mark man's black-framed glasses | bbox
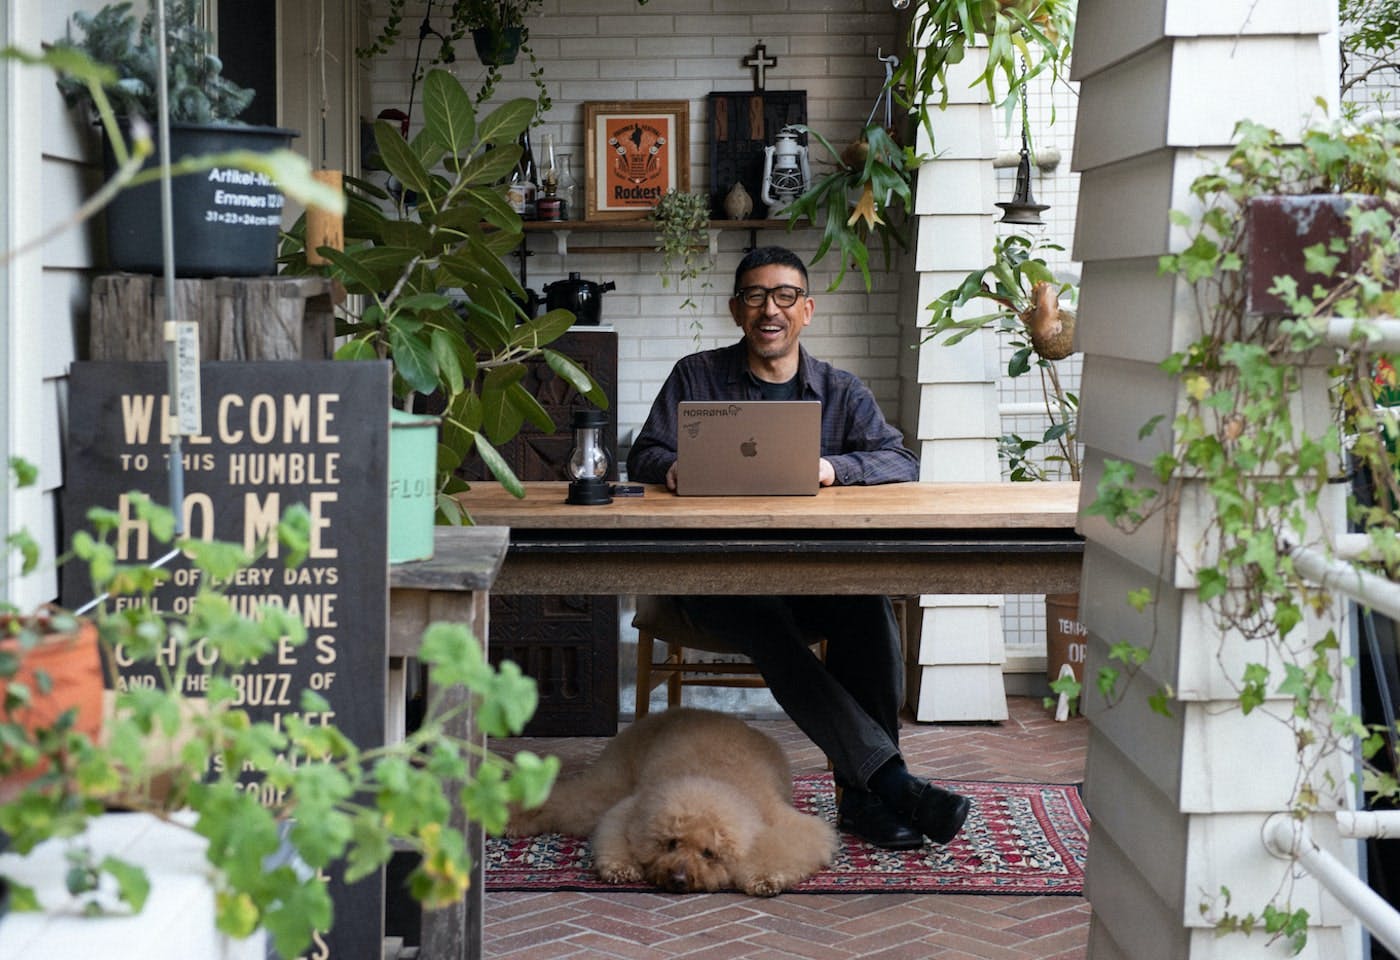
[735,285,806,308]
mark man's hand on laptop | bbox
[820,458,836,486]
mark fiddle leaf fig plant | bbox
[282,68,606,522]
[1084,113,1400,951]
[1,461,559,957]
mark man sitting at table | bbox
[625,245,970,851]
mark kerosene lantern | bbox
[761,126,811,213]
[565,408,613,505]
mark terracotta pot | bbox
[0,615,104,801]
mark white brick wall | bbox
[361,0,909,460]
[360,2,1085,660]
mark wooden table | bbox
[452,481,1083,597]
[388,526,509,960]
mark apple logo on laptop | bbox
[740,437,758,457]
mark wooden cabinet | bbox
[460,328,620,735]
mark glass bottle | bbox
[556,152,578,221]
[508,130,537,219]
[539,132,559,198]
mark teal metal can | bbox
[388,409,440,563]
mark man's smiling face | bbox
[729,263,814,369]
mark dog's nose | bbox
[668,868,688,891]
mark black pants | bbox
[670,595,905,789]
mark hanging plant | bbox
[925,233,1079,481]
[650,190,714,344]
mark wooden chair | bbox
[631,595,828,716]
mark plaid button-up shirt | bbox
[626,339,919,486]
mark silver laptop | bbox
[675,401,821,496]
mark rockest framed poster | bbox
[583,100,690,220]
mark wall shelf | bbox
[521,218,802,256]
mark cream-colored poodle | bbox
[505,707,837,896]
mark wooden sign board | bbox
[707,90,807,220]
[61,360,391,960]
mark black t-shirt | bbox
[755,375,800,401]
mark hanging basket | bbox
[102,122,299,278]
[472,27,522,66]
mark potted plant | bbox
[926,232,1080,482]
[650,189,715,344]
[782,122,920,293]
[0,458,559,955]
[53,1,298,277]
[280,68,608,522]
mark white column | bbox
[902,47,1009,722]
[1072,2,1355,957]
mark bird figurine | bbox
[723,181,753,220]
[1022,280,1076,361]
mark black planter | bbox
[472,27,522,66]
[103,122,298,278]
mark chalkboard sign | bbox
[61,360,391,960]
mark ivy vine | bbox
[1081,112,1400,952]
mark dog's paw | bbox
[596,859,644,885]
[742,874,787,897]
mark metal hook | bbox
[867,51,901,130]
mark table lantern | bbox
[566,408,613,505]
[761,126,811,214]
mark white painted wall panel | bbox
[1082,727,1188,909]
[916,382,1001,438]
[916,158,994,216]
[1072,41,1170,171]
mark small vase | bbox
[723,181,754,220]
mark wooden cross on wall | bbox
[745,42,777,91]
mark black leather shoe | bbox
[837,788,925,850]
[896,780,971,845]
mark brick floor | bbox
[486,696,1089,959]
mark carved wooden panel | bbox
[488,594,619,736]
[458,328,619,482]
[465,328,620,735]
[707,91,808,221]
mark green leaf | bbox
[387,325,438,395]
[318,246,386,295]
[475,97,536,147]
[471,433,523,496]
[100,856,151,912]
[422,68,476,158]
[542,350,607,408]
[374,119,436,200]
[431,328,466,396]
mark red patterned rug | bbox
[486,775,1089,895]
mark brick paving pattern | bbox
[486,697,1090,959]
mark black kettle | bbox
[544,272,616,326]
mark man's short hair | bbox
[733,246,809,294]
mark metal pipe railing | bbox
[1319,317,1400,352]
[1286,538,1400,623]
[1264,814,1400,956]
